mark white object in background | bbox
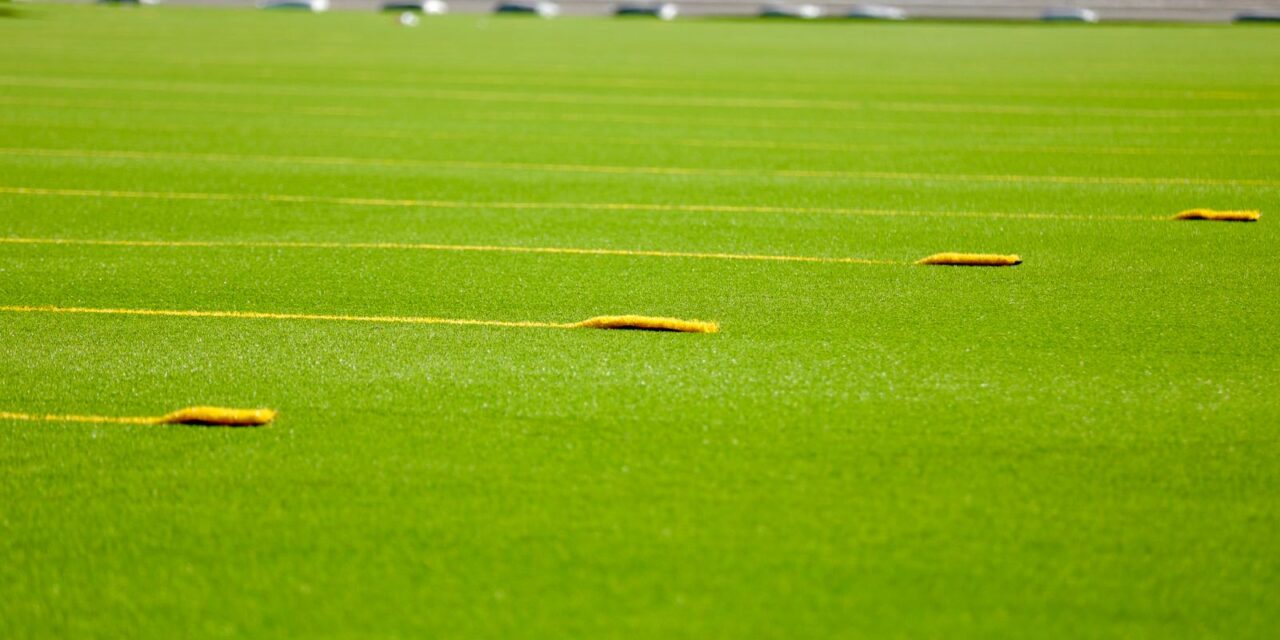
[380,1,448,13]
[615,3,678,20]
[1041,7,1099,22]
[758,4,823,20]
[257,0,329,11]
[494,1,559,17]
[847,4,907,20]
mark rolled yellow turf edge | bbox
[1173,209,1261,222]
[157,406,277,426]
[574,315,720,333]
[915,253,1022,267]
[0,406,277,427]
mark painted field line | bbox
[5,118,1277,158]
[0,305,573,330]
[0,95,1264,137]
[0,410,157,425]
[1,74,1276,119]
[2,147,1275,189]
[0,306,720,334]
[0,185,1161,222]
[0,237,901,266]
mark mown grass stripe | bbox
[2,148,1274,189]
[2,74,1276,119]
[480,110,1274,136]
[10,65,1268,101]
[0,237,902,266]
[0,185,1163,222]
[0,95,375,117]
[1,95,1265,137]
[6,118,1278,158]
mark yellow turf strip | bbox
[0,305,718,334]
[0,406,276,426]
[0,237,900,266]
[916,253,1023,267]
[158,407,277,426]
[1172,209,1262,222]
[2,147,1275,188]
[0,186,1184,223]
[575,316,719,333]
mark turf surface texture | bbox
[1,5,1278,637]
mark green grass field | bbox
[2,5,1278,637]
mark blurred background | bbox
[24,0,1280,21]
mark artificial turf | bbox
[2,5,1278,637]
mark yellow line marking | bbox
[2,147,1274,188]
[0,185,1162,222]
[0,237,901,266]
[0,305,574,330]
[0,410,157,425]
[2,74,1276,119]
[5,117,1278,158]
[0,306,722,334]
